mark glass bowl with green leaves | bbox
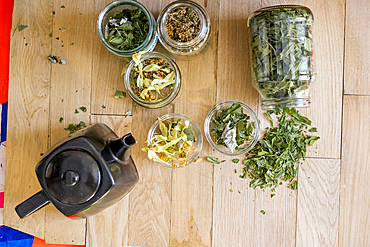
[142,113,203,168]
[204,101,260,156]
[97,0,158,58]
[124,51,182,108]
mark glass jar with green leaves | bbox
[248,5,314,110]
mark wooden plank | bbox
[43,0,94,244]
[263,0,344,159]
[296,158,340,247]
[3,0,52,239]
[91,0,131,115]
[339,95,370,246]
[168,0,218,245]
[344,0,370,95]
[86,115,132,247]
[212,1,260,246]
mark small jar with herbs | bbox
[124,52,181,109]
[157,0,211,59]
[97,0,158,58]
[248,5,315,110]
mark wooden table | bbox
[3,0,369,246]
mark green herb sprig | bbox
[241,108,319,190]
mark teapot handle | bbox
[15,190,50,219]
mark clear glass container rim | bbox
[247,4,314,27]
[97,0,156,55]
[204,100,260,156]
[158,0,210,48]
[147,113,203,168]
[124,51,181,107]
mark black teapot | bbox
[15,123,139,219]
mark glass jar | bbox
[157,0,211,59]
[248,5,314,110]
[97,0,158,59]
[124,52,181,108]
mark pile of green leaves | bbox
[249,7,314,100]
[241,108,319,190]
[211,103,254,149]
[64,121,86,134]
[106,8,149,50]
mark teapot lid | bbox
[45,150,101,205]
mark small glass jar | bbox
[157,0,211,59]
[124,52,181,108]
[248,5,315,110]
[146,113,203,168]
[97,0,158,58]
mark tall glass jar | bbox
[124,52,182,109]
[97,0,158,58]
[248,5,314,110]
[157,0,211,59]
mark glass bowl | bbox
[145,113,203,168]
[204,101,260,156]
[97,0,158,58]
[124,51,182,109]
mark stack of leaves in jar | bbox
[130,53,175,102]
[249,7,314,101]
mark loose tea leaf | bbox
[165,7,200,42]
[64,121,86,134]
[114,90,126,98]
[18,25,28,32]
[79,106,87,112]
[105,8,149,50]
[241,108,319,190]
[211,103,255,152]
[249,7,314,101]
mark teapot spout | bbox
[108,133,136,161]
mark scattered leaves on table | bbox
[64,121,86,134]
[18,25,28,32]
[79,106,87,113]
[114,90,126,98]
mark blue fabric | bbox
[1,102,7,143]
[0,225,34,246]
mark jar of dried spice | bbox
[97,0,158,58]
[248,5,315,110]
[157,0,211,59]
[124,52,182,109]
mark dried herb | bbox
[40,153,44,156]
[211,103,255,153]
[61,5,65,8]
[64,121,86,134]
[130,53,175,102]
[79,106,87,112]
[49,33,52,38]
[260,210,266,215]
[229,189,233,192]
[59,117,63,123]
[105,8,149,50]
[165,7,200,42]
[101,105,106,109]
[142,118,196,168]
[74,109,79,114]
[234,169,237,173]
[207,156,221,164]
[249,8,314,101]
[232,159,240,164]
[18,25,28,32]
[241,108,319,190]
[114,90,126,98]
[52,11,55,15]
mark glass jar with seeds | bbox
[157,0,211,59]
[97,0,158,58]
[124,52,181,109]
[248,5,315,110]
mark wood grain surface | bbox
[4,0,370,246]
[340,96,370,246]
[344,0,370,95]
[4,0,53,239]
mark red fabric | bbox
[0,192,4,208]
[32,237,86,247]
[0,0,14,104]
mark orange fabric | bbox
[32,237,85,247]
